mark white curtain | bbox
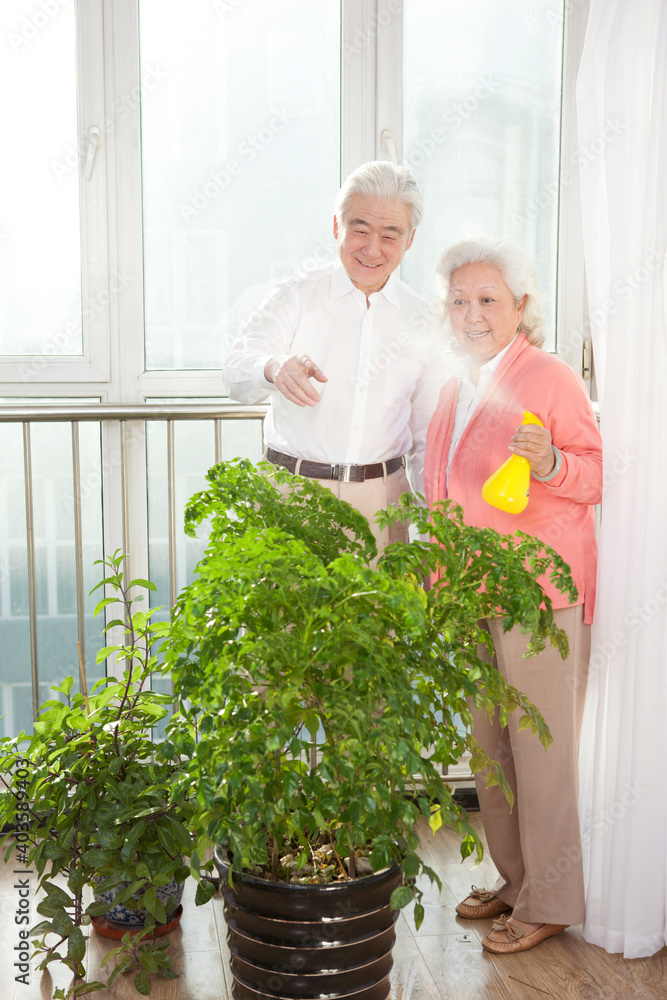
[577,0,667,959]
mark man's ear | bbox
[333,214,339,239]
[406,228,416,251]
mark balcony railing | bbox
[0,401,474,788]
[0,403,267,732]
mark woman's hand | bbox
[509,424,556,477]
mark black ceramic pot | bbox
[213,847,402,1000]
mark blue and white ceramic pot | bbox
[93,875,185,927]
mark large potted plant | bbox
[0,553,215,1000]
[164,458,575,1000]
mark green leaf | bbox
[401,853,421,880]
[414,901,425,930]
[67,926,86,962]
[194,879,217,906]
[30,919,54,936]
[156,824,177,856]
[107,956,134,984]
[428,803,443,834]
[52,909,74,937]
[85,900,115,916]
[73,984,106,996]
[93,597,119,616]
[128,578,157,592]
[459,833,478,861]
[41,883,74,908]
[138,951,160,973]
[82,849,110,866]
[96,645,119,665]
[141,885,157,916]
[134,970,151,995]
[153,896,167,924]
[89,573,122,595]
[120,837,140,865]
[168,816,195,853]
[53,676,74,697]
[389,885,413,911]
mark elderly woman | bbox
[424,237,602,954]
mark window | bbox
[0,1,109,384]
[0,0,582,735]
[139,0,341,371]
[401,0,564,350]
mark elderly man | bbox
[222,161,439,552]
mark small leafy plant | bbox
[0,553,214,999]
[164,458,576,928]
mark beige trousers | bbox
[471,605,590,925]
[279,463,410,560]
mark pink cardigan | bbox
[424,334,603,623]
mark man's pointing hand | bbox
[264,354,328,407]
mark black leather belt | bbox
[266,448,405,483]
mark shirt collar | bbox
[330,259,402,308]
[484,334,517,372]
[462,333,518,387]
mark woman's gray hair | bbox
[334,161,423,231]
[436,236,545,348]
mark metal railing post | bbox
[71,421,86,687]
[166,419,177,613]
[22,422,40,721]
[214,418,222,464]
[118,419,132,582]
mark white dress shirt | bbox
[222,260,444,494]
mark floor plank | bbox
[414,934,518,1000]
[1,821,666,999]
[483,926,620,1000]
[610,947,667,999]
[390,915,442,1000]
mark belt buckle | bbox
[333,463,363,483]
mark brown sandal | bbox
[455,885,512,920]
[482,914,567,953]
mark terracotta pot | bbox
[214,847,401,1000]
[91,904,183,939]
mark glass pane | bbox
[147,408,263,620]
[139,0,341,370]
[402,0,563,350]
[0,416,105,737]
[146,411,262,717]
[0,4,82,356]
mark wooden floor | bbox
[1,814,666,999]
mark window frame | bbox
[556,0,591,379]
[0,0,589,398]
[0,0,592,705]
[375,0,591,379]
[0,0,110,389]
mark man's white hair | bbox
[436,236,545,348]
[334,161,423,231]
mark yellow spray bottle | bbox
[481,411,543,514]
